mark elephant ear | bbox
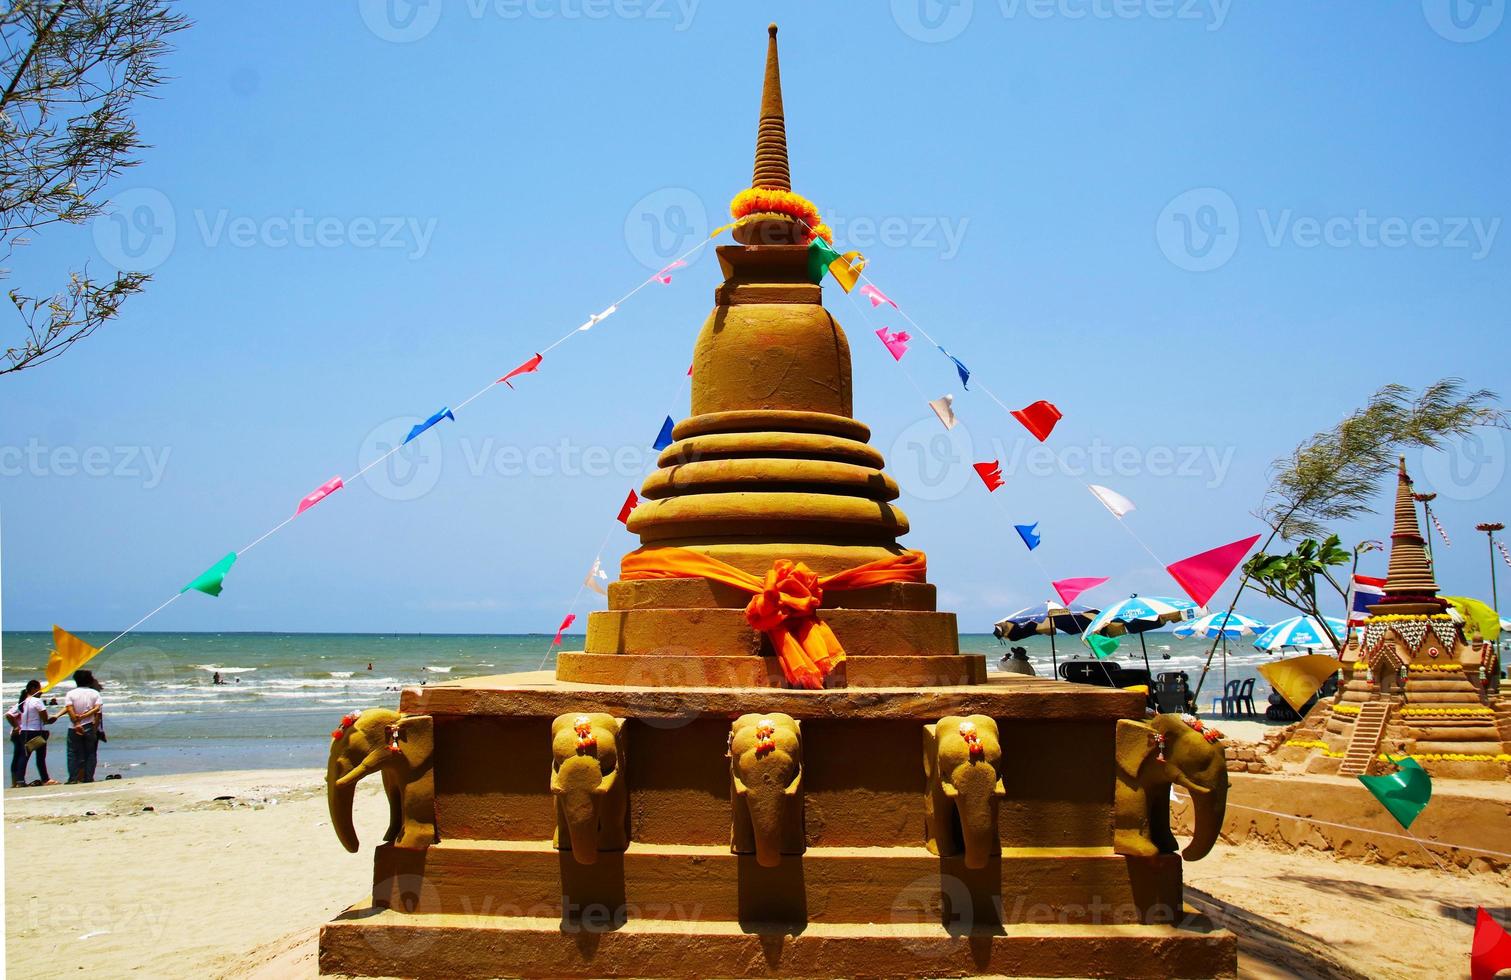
[395,714,434,770]
[1114,719,1158,781]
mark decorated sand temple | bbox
[317,26,1237,978]
[1280,459,1511,779]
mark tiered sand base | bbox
[318,671,1236,978]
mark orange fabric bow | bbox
[619,548,927,689]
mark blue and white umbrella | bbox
[1253,615,1345,652]
[1085,595,1202,638]
[1085,594,1202,676]
[1174,611,1268,640]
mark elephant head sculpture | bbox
[1114,713,1229,861]
[729,713,803,867]
[551,713,628,865]
[326,708,436,853]
[923,715,1006,869]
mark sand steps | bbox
[1337,701,1390,776]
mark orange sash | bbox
[619,548,927,689]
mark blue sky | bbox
[2,1,1508,636]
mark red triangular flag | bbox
[552,613,576,646]
[972,460,1004,492]
[1166,534,1262,607]
[616,489,639,525]
[1053,576,1109,606]
[1474,907,1511,980]
[1011,400,1063,442]
[499,353,543,388]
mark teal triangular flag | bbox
[1358,756,1432,830]
[1087,634,1119,659]
[806,237,840,285]
[182,552,238,597]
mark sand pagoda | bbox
[317,27,1237,978]
[1282,459,1510,779]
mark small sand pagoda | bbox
[1283,459,1510,779]
[317,27,1237,978]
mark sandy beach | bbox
[4,756,1506,979]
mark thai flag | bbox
[1348,574,1387,624]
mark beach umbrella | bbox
[1253,615,1345,652]
[994,601,1098,673]
[1173,611,1268,639]
[1085,595,1201,676]
[1174,611,1267,703]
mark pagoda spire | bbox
[751,23,791,191]
[1377,456,1442,605]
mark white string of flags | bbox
[44,232,718,680]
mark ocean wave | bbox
[421,666,452,673]
[191,664,258,674]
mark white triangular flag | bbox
[585,557,609,596]
[578,304,618,332]
[1088,484,1136,519]
[928,393,957,430]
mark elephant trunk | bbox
[745,786,786,868]
[327,770,361,853]
[561,786,600,864]
[952,764,999,870]
[1181,777,1227,862]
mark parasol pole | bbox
[1049,628,1058,674]
[1138,630,1154,679]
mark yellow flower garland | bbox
[1406,663,1464,672]
[1330,704,1361,715]
[1367,613,1451,623]
[1398,705,1494,716]
[729,188,823,241]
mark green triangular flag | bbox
[1086,634,1119,659]
[1357,756,1432,830]
[182,551,238,597]
[806,237,840,285]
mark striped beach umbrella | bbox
[1085,594,1201,676]
[1174,611,1268,640]
[1253,615,1345,652]
[1085,595,1201,638]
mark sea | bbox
[0,631,1279,778]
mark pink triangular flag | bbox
[552,613,576,646]
[295,476,344,516]
[1053,576,1109,606]
[875,326,911,361]
[860,284,897,309]
[653,259,687,284]
[1166,534,1262,607]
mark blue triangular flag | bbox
[938,346,970,390]
[404,407,455,445]
[652,416,676,451]
[1015,523,1041,551]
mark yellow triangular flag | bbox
[829,250,866,292]
[43,625,102,693]
[1258,653,1340,714]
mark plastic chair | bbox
[1237,678,1257,716]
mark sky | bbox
[2,1,1509,638]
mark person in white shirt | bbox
[7,679,60,787]
[63,669,104,784]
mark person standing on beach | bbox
[63,670,104,784]
[7,680,60,788]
